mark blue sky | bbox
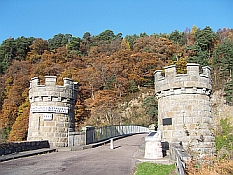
[0,0,232,43]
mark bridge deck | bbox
[0,134,172,175]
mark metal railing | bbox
[91,125,149,143]
[170,143,191,175]
[69,125,149,147]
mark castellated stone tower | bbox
[27,76,78,147]
[154,63,215,156]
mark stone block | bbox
[174,124,184,131]
[56,127,66,132]
[166,111,174,117]
[144,141,163,159]
[202,117,210,123]
[163,130,172,139]
[59,138,68,143]
[184,81,196,87]
[193,115,201,124]
[46,133,55,138]
[189,123,196,130]
[44,121,55,127]
[41,127,52,132]
[185,117,193,124]
[175,117,183,125]
[172,130,183,137]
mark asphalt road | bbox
[0,134,147,175]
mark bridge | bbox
[0,125,190,175]
[68,125,150,147]
[0,134,150,175]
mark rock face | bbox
[154,63,215,156]
[27,76,78,147]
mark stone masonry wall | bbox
[0,140,49,156]
[154,63,215,156]
[27,76,78,147]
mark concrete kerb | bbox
[0,148,56,162]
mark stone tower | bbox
[27,76,78,147]
[154,63,215,156]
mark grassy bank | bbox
[135,162,176,175]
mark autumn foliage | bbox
[0,27,232,142]
[186,157,233,175]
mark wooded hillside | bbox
[0,26,233,141]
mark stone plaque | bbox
[43,114,53,120]
[31,106,68,114]
[163,118,172,126]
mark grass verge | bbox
[134,162,176,175]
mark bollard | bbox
[110,138,114,149]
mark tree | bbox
[0,36,34,71]
[186,44,209,66]
[48,33,72,51]
[224,79,233,105]
[169,30,184,46]
[129,80,138,93]
[142,96,158,123]
[121,39,130,50]
[67,36,82,55]
[139,32,148,38]
[29,38,48,55]
[133,36,175,64]
[0,38,16,73]
[213,39,233,79]
[14,36,35,60]
[8,91,30,141]
[194,26,217,53]
[216,28,233,43]
[80,32,94,55]
[215,118,233,157]
[186,26,217,66]
[125,34,139,50]
[26,38,48,63]
[0,60,30,140]
[97,29,116,41]
[183,27,191,45]
[86,90,120,125]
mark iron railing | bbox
[68,125,149,147]
[91,125,149,143]
[170,143,191,175]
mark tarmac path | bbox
[0,134,147,175]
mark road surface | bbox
[0,134,147,175]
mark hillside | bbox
[0,26,233,142]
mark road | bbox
[0,134,147,175]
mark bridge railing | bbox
[68,125,149,147]
[170,143,191,175]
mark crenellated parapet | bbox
[154,63,212,99]
[154,63,215,157]
[29,76,78,105]
[27,76,78,147]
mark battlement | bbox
[29,76,78,104]
[28,76,78,147]
[154,63,214,156]
[154,63,212,99]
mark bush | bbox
[186,157,233,174]
[215,118,233,158]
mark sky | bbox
[0,0,233,44]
